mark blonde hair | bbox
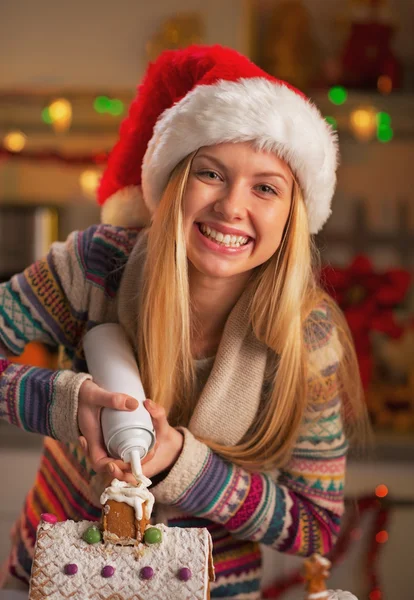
[138,153,370,471]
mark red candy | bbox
[64,564,78,576]
[101,565,115,578]
[41,513,57,524]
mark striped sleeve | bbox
[0,228,98,440]
[152,304,348,557]
[0,227,97,354]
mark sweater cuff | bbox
[50,371,92,443]
[151,427,211,505]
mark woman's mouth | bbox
[194,223,254,254]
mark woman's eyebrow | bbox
[253,171,289,184]
[193,153,225,168]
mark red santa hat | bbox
[98,45,338,234]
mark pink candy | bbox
[41,513,57,524]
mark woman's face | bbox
[183,142,294,281]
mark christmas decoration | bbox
[322,255,413,431]
[321,255,412,387]
[262,493,413,600]
[339,0,403,90]
[0,147,108,166]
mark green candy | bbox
[144,527,162,545]
[82,525,102,544]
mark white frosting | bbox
[308,592,358,600]
[326,591,358,600]
[100,477,154,521]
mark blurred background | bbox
[0,1,413,599]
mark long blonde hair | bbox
[138,153,370,470]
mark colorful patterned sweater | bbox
[0,225,347,599]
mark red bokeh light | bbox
[375,484,389,498]
[375,530,389,544]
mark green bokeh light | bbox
[377,125,393,143]
[325,116,338,129]
[328,86,348,105]
[94,96,111,114]
[41,107,53,125]
[110,99,124,116]
[376,111,391,127]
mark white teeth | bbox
[199,224,249,247]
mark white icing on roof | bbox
[29,520,214,600]
[100,477,154,521]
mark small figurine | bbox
[304,554,331,600]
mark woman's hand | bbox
[107,400,184,481]
[77,379,138,483]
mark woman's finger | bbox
[88,386,139,411]
[78,436,88,454]
[144,400,170,435]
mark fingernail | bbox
[126,398,138,410]
[108,463,115,474]
[145,399,155,408]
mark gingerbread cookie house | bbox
[29,478,214,600]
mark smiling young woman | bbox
[0,45,370,598]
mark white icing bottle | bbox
[83,323,156,475]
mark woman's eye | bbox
[199,170,221,181]
[256,184,277,195]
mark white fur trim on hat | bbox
[101,186,152,227]
[142,78,338,234]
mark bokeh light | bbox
[375,484,388,498]
[375,530,388,544]
[3,130,27,152]
[328,86,348,105]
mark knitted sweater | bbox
[0,225,347,599]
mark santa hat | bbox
[98,45,338,234]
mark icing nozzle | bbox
[129,449,142,478]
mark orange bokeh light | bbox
[375,530,388,544]
[375,484,388,498]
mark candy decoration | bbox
[140,566,154,580]
[64,563,78,576]
[144,527,162,545]
[41,513,57,524]
[101,565,115,578]
[178,567,192,581]
[82,525,102,544]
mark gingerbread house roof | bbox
[29,519,214,600]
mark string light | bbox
[328,86,348,105]
[41,107,53,125]
[93,96,124,116]
[350,107,377,142]
[79,169,101,198]
[375,484,388,498]
[375,530,388,544]
[47,98,72,132]
[325,116,337,129]
[377,75,393,94]
[3,130,27,152]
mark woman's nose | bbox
[213,184,248,220]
